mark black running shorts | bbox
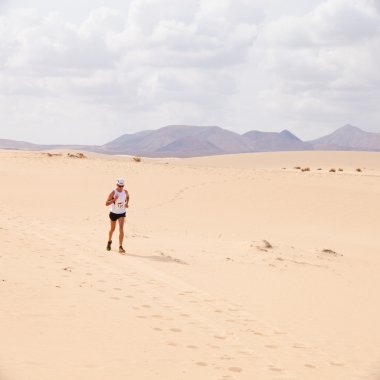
[109,212,126,221]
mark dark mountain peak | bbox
[279,129,301,140]
[309,124,380,151]
[242,129,311,152]
[156,135,223,157]
[335,124,362,133]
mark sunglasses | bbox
[117,184,124,187]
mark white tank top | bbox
[110,189,127,214]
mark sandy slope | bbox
[0,150,379,380]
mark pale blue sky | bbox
[0,0,379,144]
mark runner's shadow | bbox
[128,253,187,265]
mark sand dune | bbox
[0,150,379,379]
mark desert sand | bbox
[0,149,379,380]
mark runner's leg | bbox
[118,217,125,247]
[109,220,116,242]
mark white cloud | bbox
[245,0,380,138]
[0,0,258,133]
[0,0,379,143]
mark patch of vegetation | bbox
[67,152,86,158]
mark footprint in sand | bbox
[186,345,198,349]
[330,361,345,367]
[293,344,307,349]
[170,328,182,333]
[220,355,234,361]
[237,350,251,355]
[196,362,208,367]
[214,335,226,340]
[228,367,242,373]
[268,366,283,372]
[250,330,264,336]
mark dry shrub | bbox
[321,249,343,257]
[45,152,62,157]
[67,152,86,159]
[317,168,322,170]
[263,240,273,249]
[322,249,336,255]
[132,156,141,162]
[338,168,343,172]
[356,168,362,172]
[329,168,336,172]
[301,167,310,172]
[294,166,301,170]
[254,240,273,252]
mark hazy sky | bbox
[0,0,379,144]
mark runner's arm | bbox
[105,191,116,206]
[125,190,130,207]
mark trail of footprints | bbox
[1,212,363,379]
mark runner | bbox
[105,178,129,253]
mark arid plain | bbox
[0,150,379,380]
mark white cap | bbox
[116,178,124,186]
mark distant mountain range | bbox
[1,124,379,157]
